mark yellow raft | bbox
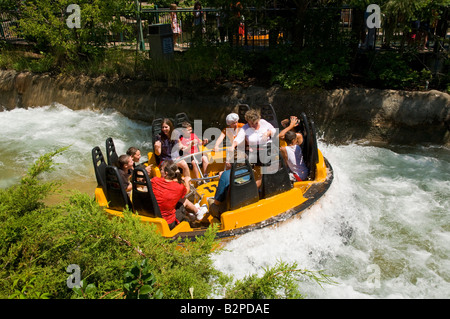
[92,111,333,241]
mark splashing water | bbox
[0,103,153,192]
[213,143,450,298]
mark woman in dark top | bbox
[153,118,190,178]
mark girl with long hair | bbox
[153,118,190,178]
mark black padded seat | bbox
[299,112,310,153]
[298,112,319,180]
[151,118,163,165]
[237,104,250,124]
[259,103,279,129]
[105,137,119,166]
[131,167,162,218]
[227,159,259,211]
[151,117,163,143]
[92,146,107,193]
[175,112,191,127]
[105,165,132,211]
[306,120,319,180]
[260,157,293,199]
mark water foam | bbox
[213,142,450,298]
[0,104,153,189]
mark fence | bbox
[1,5,449,53]
[137,7,293,50]
[136,6,449,52]
[0,11,20,41]
[337,6,450,52]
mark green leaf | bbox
[85,284,97,295]
[123,283,131,292]
[139,285,153,295]
[154,289,163,299]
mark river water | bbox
[1,104,449,298]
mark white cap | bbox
[226,113,239,125]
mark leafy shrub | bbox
[0,147,67,218]
[123,259,163,299]
[268,44,351,90]
[16,0,134,64]
[224,261,336,299]
[366,50,432,90]
[182,43,250,82]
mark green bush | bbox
[268,44,351,90]
[366,50,432,90]
[0,147,66,218]
[224,261,336,299]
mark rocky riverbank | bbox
[0,70,449,146]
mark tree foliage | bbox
[16,0,135,64]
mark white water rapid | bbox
[1,104,449,298]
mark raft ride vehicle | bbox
[92,105,333,240]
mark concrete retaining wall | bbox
[1,70,449,146]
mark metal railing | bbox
[0,11,20,41]
[137,6,449,52]
[137,7,292,50]
[1,5,448,53]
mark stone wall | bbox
[1,70,449,146]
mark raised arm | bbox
[278,116,299,140]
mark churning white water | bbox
[0,103,153,192]
[213,143,450,298]
[1,104,449,298]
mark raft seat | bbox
[92,146,107,193]
[105,165,132,211]
[260,157,293,199]
[307,120,319,180]
[298,113,319,181]
[227,158,259,211]
[259,103,279,129]
[175,112,191,127]
[131,167,194,237]
[151,118,163,165]
[106,137,119,166]
[131,167,162,218]
[237,104,250,124]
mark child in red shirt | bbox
[178,121,209,179]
